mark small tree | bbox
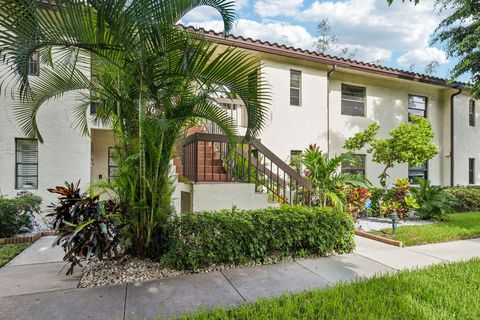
[343,115,438,188]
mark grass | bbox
[0,242,31,267]
[370,212,480,246]
[173,259,480,320]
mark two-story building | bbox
[0,27,478,212]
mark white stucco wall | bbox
[259,57,329,163]
[191,183,275,212]
[452,93,480,185]
[0,91,92,209]
[328,71,449,187]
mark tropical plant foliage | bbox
[0,193,41,238]
[300,144,371,210]
[163,206,355,270]
[344,115,438,188]
[411,178,455,220]
[381,178,419,219]
[0,0,269,257]
[48,181,125,274]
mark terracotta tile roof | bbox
[186,26,466,90]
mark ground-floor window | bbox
[108,147,118,180]
[469,158,475,185]
[341,154,366,176]
[408,162,428,184]
[15,138,38,190]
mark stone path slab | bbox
[221,261,329,303]
[0,284,126,320]
[6,236,63,266]
[296,253,396,284]
[409,238,480,262]
[125,271,244,319]
[1,235,480,320]
[0,262,81,297]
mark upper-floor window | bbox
[290,69,301,106]
[408,95,427,119]
[469,100,476,127]
[15,138,38,190]
[90,101,98,115]
[28,52,39,76]
[341,154,366,176]
[469,158,475,185]
[341,84,365,116]
[409,162,428,184]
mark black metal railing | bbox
[182,133,312,206]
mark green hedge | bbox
[445,187,480,212]
[0,193,42,238]
[162,206,355,270]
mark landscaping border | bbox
[355,229,403,248]
[0,231,56,245]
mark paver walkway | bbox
[1,235,479,320]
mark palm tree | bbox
[300,144,371,210]
[0,0,269,256]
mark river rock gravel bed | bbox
[355,216,437,232]
[79,253,327,288]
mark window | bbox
[341,84,366,116]
[290,69,301,106]
[290,150,302,173]
[408,95,427,119]
[108,147,118,180]
[90,101,98,115]
[469,158,475,185]
[469,100,476,127]
[408,162,428,184]
[341,154,366,176]
[28,52,40,76]
[15,139,38,190]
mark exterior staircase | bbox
[176,126,313,206]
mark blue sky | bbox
[183,0,464,81]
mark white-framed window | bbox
[469,100,476,127]
[28,52,40,76]
[290,69,301,106]
[341,84,365,116]
[341,154,366,176]
[15,138,38,190]
[408,95,427,119]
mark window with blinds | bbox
[15,139,38,190]
[290,69,301,106]
[341,84,366,116]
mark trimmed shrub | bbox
[0,193,42,238]
[445,187,480,212]
[162,206,355,270]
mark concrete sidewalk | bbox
[1,236,479,320]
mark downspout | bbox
[327,65,337,155]
[450,88,462,186]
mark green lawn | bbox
[0,243,31,267]
[174,259,480,320]
[370,212,480,246]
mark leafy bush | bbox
[367,188,384,217]
[0,193,42,238]
[162,206,355,270]
[346,187,371,219]
[48,182,125,274]
[444,187,480,212]
[411,179,455,220]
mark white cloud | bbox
[254,0,303,18]
[183,1,250,22]
[397,47,448,67]
[301,0,444,52]
[197,19,317,49]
